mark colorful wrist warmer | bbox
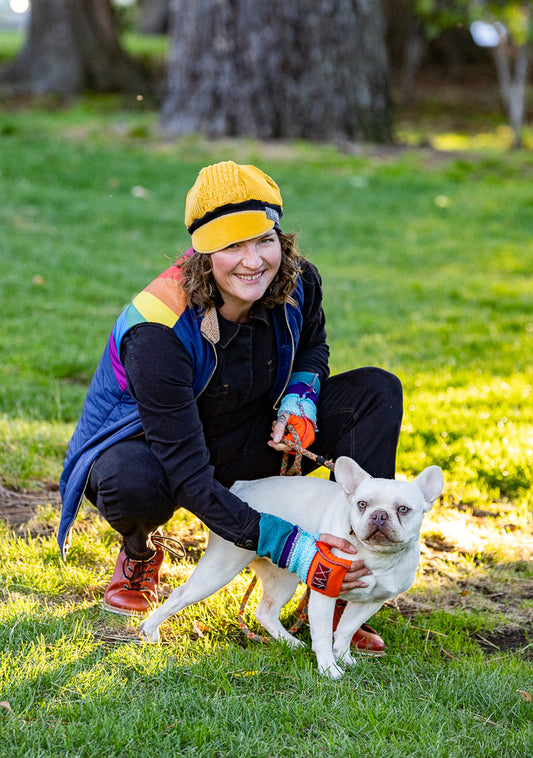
[278,371,320,427]
[257,513,352,597]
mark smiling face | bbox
[209,231,282,322]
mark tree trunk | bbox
[138,0,170,34]
[508,43,531,148]
[162,0,392,142]
[2,0,148,96]
[399,19,428,107]
[493,38,531,149]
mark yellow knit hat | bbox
[185,161,283,254]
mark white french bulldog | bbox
[140,457,444,679]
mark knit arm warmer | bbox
[278,371,320,428]
[257,513,352,597]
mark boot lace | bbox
[120,533,186,591]
[122,555,156,591]
[151,533,186,560]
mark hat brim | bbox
[191,210,276,254]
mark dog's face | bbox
[334,457,444,553]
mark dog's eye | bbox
[357,500,367,509]
[398,505,410,514]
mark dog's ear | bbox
[414,466,444,511]
[334,456,371,497]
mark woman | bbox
[59,161,402,652]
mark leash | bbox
[237,575,270,643]
[280,423,336,477]
[237,575,310,643]
[238,425,333,643]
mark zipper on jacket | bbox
[197,337,218,399]
[273,303,295,410]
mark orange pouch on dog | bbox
[306,542,352,597]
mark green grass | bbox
[0,96,532,756]
[121,31,170,59]
[0,27,169,63]
[1,104,532,502]
[0,522,531,758]
[0,28,24,62]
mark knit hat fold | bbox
[185,161,283,253]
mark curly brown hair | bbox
[177,231,304,312]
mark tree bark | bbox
[493,39,531,149]
[138,0,170,34]
[399,18,428,107]
[2,0,148,96]
[162,0,392,142]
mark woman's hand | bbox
[268,411,292,451]
[318,532,371,592]
[268,412,315,451]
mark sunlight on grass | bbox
[431,126,515,151]
[423,501,531,561]
[398,372,532,506]
[0,504,531,758]
[397,125,533,152]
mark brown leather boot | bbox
[333,598,385,656]
[102,543,164,617]
[294,591,386,656]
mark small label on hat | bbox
[265,207,280,224]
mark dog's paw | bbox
[317,660,345,680]
[336,649,356,668]
[281,635,305,650]
[139,620,160,643]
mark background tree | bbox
[469,1,532,147]
[407,0,532,147]
[2,0,148,96]
[137,0,170,34]
[385,0,473,106]
[161,0,392,142]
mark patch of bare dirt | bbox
[473,627,532,656]
[0,483,61,533]
[0,483,208,556]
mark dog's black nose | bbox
[371,510,389,526]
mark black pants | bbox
[86,367,402,559]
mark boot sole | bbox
[101,601,153,618]
[351,648,386,657]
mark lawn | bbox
[0,93,532,756]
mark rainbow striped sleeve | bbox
[108,264,188,390]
